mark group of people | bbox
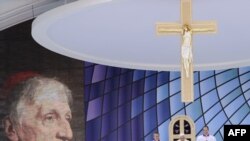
[153,126,216,141]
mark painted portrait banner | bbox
[0,20,85,141]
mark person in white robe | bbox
[177,133,189,141]
[197,126,216,141]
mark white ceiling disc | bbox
[32,0,250,71]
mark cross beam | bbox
[156,0,217,102]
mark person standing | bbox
[177,133,189,141]
[197,126,216,141]
[153,132,160,141]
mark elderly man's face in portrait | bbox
[17,96,72,141]
[4,77,73,141]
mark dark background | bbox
[0,19,85,140]
[224,125,250,140]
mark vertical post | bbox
[181,0,192,25]
[181,56,194,102]
[181,0,193,102]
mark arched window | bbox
[169,115,195,141]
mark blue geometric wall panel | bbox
[84,62,250,141]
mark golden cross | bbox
[156,0,217,102]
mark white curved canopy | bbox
[0,0,74,31]
[32,0,250,71]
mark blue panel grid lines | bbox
[85,63,250,141]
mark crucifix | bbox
[156,0,217,102]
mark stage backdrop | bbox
[2,16,249,141]
[0,20,85,140]
[84,62,250,141]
